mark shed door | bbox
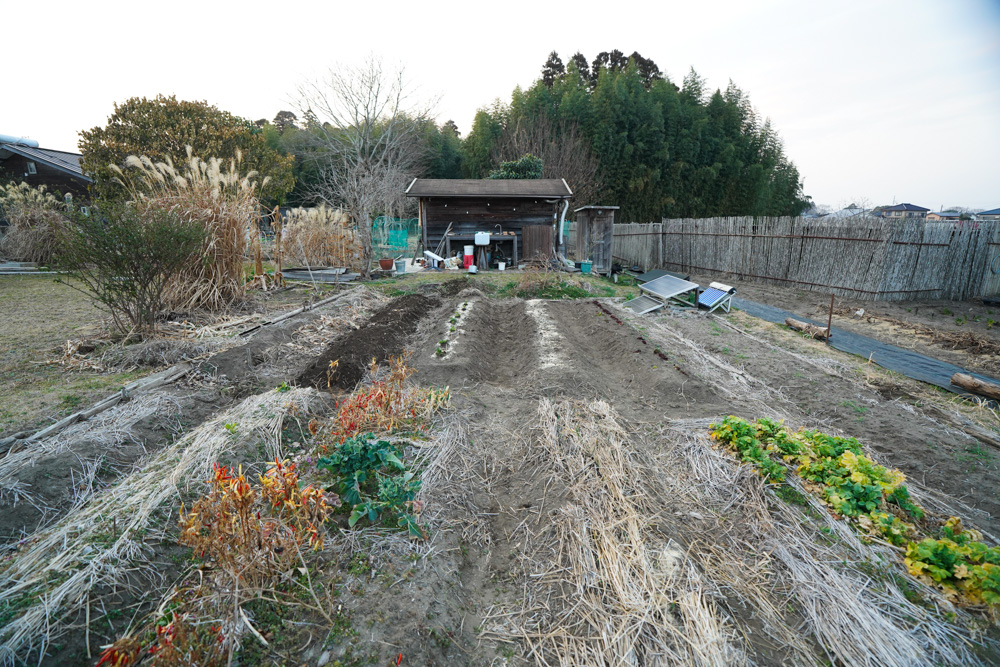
[592,216,614,275]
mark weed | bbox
[775,485,809,506]
[941,308,952,315]
[275,381,291,393]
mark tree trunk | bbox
[950,373,1000,401]
[785,317,830,340]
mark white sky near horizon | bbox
[3,0,999,210]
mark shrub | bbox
[0,182,67,263]
[488,153,543,179]
[57,201,205,334]
[110,148,264,311]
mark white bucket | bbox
[464,245,474,256]
[468,265,478,274]
[498,262,506,271]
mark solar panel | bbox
[698,287,728,307]
[639,274,699,300]
[623,295,665,315]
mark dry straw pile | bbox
[111,147,265,311]
[0,182,67,264]
[282,204,361,270]
[0,388,319,663]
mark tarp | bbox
[732,297,1000,397]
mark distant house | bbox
[0,134,92,200]
[925,211,965,221]
[826,203,869,219]
[879,203,929,219]
[978,207,1000,221]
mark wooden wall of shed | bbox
[421,197,558,257]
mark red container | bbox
[464,254,474,269]
[378,258,394,271]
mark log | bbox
[785,317,830,340]
[950,373,1000,401]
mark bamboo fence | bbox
[611,216,1000,302]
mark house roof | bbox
[405,178,572,198]
[882,203,929,212]
[928,211,963,218]
[979,207,1000,216]
[0,142,92,182]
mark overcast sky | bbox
[4,0,999,210]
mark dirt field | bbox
[1,274,999,665]
[692,271,1000,377]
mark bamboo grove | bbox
[461,51,811,222]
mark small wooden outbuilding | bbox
[573,205,618,276]
[405,179,573,264]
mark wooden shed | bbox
[405,179,573,265]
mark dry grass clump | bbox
[111,147,265,311]
[282,204,361,270]
[0,182,67,263]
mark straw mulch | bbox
[0,388,320,664]
[421,395,996,665]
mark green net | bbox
[372,216,419,256]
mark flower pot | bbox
[581,260,593,274]
[378,258,394,271]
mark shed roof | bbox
[882,203,929,212]
[978,207,1000,216]
[0,142,92,182]
[574,205,619,212]
[405,178,571,198]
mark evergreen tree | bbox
[541,51,565,88]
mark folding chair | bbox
[698,282,736,313]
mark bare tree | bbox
[492,115,602,206]
[296,58,429,277]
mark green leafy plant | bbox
[224,422,238,434]
[275,382,291,393]
[317,434,425,538]
[711,417,1000,607]
[905,518,1000,604]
